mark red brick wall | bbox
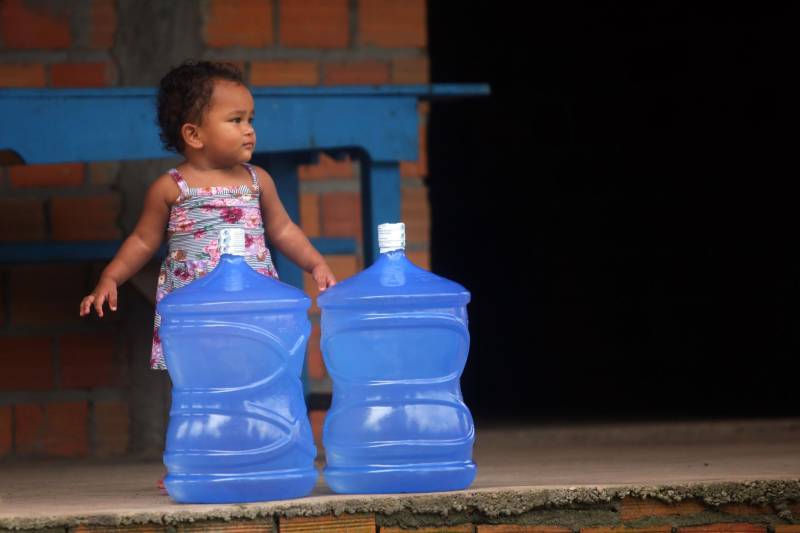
[0,0,430,458]
[0,158,129,459]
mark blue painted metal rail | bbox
[0,84,490,283]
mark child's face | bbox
[196,80,256,166]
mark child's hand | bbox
[80,277,118,318]
[311,262,337,292]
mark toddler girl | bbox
[79,60,337,491]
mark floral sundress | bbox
[149,163,279,370]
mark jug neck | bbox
[380,249,407,262]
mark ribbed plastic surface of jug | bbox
[318,223,476,493]
[156,229,317,503]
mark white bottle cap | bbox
[378,223,405,254]
[219,228,247,256]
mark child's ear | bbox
[181,123,203,150]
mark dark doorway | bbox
[427,3,798,422]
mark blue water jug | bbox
[318,223,476,493]
[156,229,317,503]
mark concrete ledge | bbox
[2,481,800,531]
[1,482,799,531]
[1,418,799,531]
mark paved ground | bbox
[1,417,798,529]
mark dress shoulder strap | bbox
[242,163,260,190]
[167,168,191,198]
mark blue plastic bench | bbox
[0,84,489,290]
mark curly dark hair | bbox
[156,60,245,154]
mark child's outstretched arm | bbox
[255,166,337,291]
[80,175,177,317]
